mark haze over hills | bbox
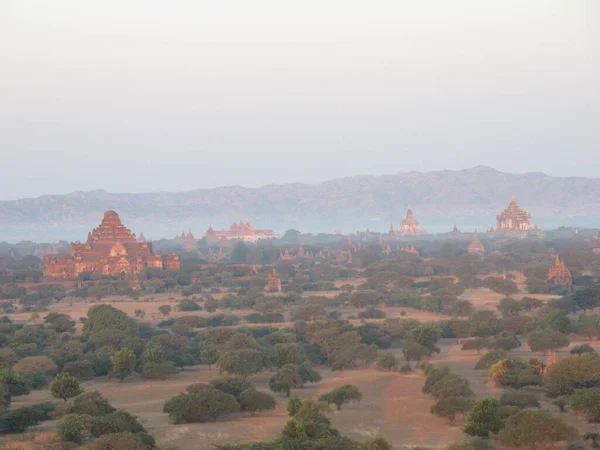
[2,166,600,243]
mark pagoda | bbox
[398,205,426,235]
[451,225,462,237]
[548,256,572,286]
[467,232,485,256]
[496,196,532,231]
[279,249,293,261]
[388,223,396,237]
[264,268,282,293]
[44,210,180,279]
[593,232,600,255]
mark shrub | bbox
[141,361,177,380]
[0,402,57,433]
[50,372,84,402]
[178,299,202,311]
[163,389,240,423]
[81,432,152,450]
[377,353,398,371]
[431,396,474,422]
[399,363,413,373]
[319,385,362,410]
[67,391,115,416]
[0,368,29,396]
[571,344,596,355]
[57,413,91,441]
[474,350,507,370]
[238,389,276,415]
[89,410,146,437]
[63,361,95,380]
[499,391,540,408]
[211,376,253,399]
[12,356,57,375]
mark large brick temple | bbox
[44,210,180,279]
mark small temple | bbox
[593,232,600,255]
[467,232,485,256]
[548,256,572,286]
[451,225,462,237]
[44,211,180,279]
[264,268,282,293]
[176,231,197,251]
[204,222,278,244]
[397,205,426,235]
[496,196,532,232]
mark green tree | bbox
[67,391,115,416]
[297,361,321,386]
[199,341,220,370]
[110,348,136,382]
[567,388,600,422]
[463,398,504,437]
[287,396,302,417]
[50,372,83,402]
[231,242,250,264]
[402,340,430,361]
[211,376,253,399]
[142,341,165,364]
[83,304,138,338]
[57,413,91,442]
[273,343,306,368]
[270,364,301,397]
[158,305,172,317]
[238,389,276,416]
[431,396,474,422]
[377,353,398,371]
[319,385,362,411]
[498,409,575,448]
[217,349,264,377]
[527,328,570,353]
[410,324,441,352]
[461,338,490,355]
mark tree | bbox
[572,288,599,312]
[270,364,301,397]
[110,348,136,382]
[142,341,165,364]
[163,389,240,423]
[363,437,392,450]
[141,361,178,380]
[498,409,575,448]
[409,324,441,352]
[217,349,264,377]
[319,385,362,411]
[12,355,57,375]
[571,343,596,355]
[499,391,540,408]
[463,398,504,437]
[238,389,276,416]
[482,277,518,296]
[297,361,321,386]
[81,432,151,450]
[231,242,250,264]
[431,396,474,422]
[287,396,302,417]
[461,338,489,355]
[567,388,600,422]
[402,340,430,361]
[546,354,600,396]
[199,342,219,370]
[584,433,600,448]
[84,304,138,338]
[527,328,570,353]
[57,413,91,442]
[158,305,172,317]
[474,350,508,370]
[89,410,146,437]
[50,372,83,402]
[273,343,306,368]
[377,353,398,371]
[497,297,523,317]
[492,331,520,351]
[211,376,253,399]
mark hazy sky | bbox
[1,1,598,200]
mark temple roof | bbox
[497,196,531,221]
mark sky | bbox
[0,0,599,201]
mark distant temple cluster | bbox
[204,222,278,244]
[44,211,180,279]
[548,256,572,286]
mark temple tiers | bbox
[44,211,180,279]
[451,225,461,237]
[398,204,426,235]
[467,232,485,256]
[264,268,282,293]
[496,196,532,231]
[593,232,600,254]
[548,256,572,286]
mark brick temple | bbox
[44,210,180,279]
[204,221,278,244]
[547,256,572,286]
[467,232,485,256]
[397,205,426,235]
[496,196,532,231]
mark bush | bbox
[571,344,596,355]
[67,391,115,416]
[358,307,387,319]
[499,391,540,408]
[0,402,57,433]
[89,410,146,437]
[238,389,276,415]
[474,350,508,370]
[81,432,153,450]
[211,376,254,399]
[0,368,29,396]
[12,356,57,375]
[178,299,202,311]
[63,361,95,380]
[58,413,91,441]
[163,389,240,423]
[399,363,413,373]
[141,361,178,380]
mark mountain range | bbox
[2,166,600,243]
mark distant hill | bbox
[2,166,600,242]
